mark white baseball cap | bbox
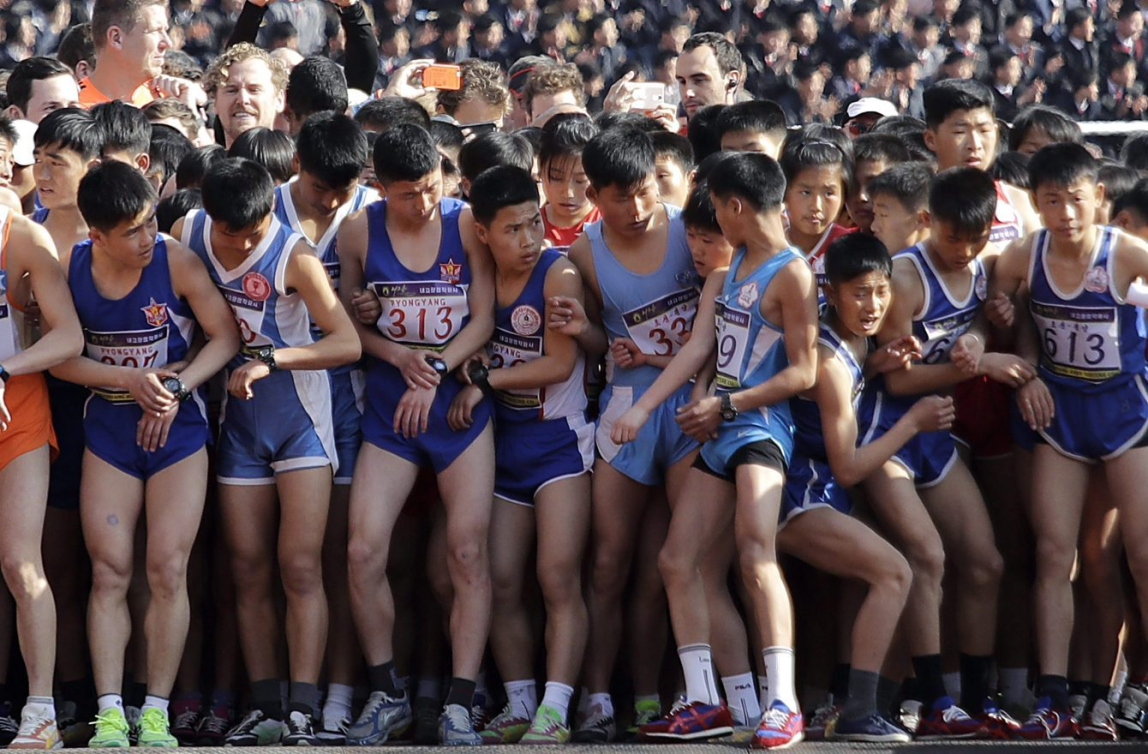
[846,97,898,120]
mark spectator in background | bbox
[788,6,828,68]
[1002,11,1042,80]
[939,48,975,79]
[257,0,330,57]
[5,56,79,123]
[908,15,945,80]
[639,17,690,72]
[987,46,1024,121]
[675,32,744,122]
[830,47,872,101]
[577,14,625,84]
[55,22,95,82]
[777,58,837,125]
[203,42,287,148]
[947,4,987,77]
[742,14,794,100]
[419,9,472,63]
[528,13,568,61]
[1101,50,1148,119]
[472,14,510,70]
[1102,2,1146,78]
[436,58,510,128]
[1051,66,1103,119]
[1060,7,1099,73]
[79,0,172,107]
[838,0,882,60]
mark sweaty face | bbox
[214,58,284,146]
[871,195,923,254]
[592,176,660,237]
[686,224,734,278]
[23,75,81,124]
[99,208,159,267]
[120,5,172,80]
[34,143,90,209]
[483,201,544,273]
[677,46,733,120]
[827,270,892,337]
[785,164,845,240]
[1035,177,1103,245]
[926,107,998,170]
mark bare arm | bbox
[439,208,496,372]
[168,242,240,390]
[551,235,608,355]
[277,242,362,370]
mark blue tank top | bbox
[1028,226,1146,392]
[180,209,310,370]
[68,235,197,404]
[792,323,864,460]
[587,206,700,388]
[897,242,987,366]
[490,249,586,424]
[31,207,49,224]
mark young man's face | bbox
[846,158,887,233]
[686,223,733,278]
[871,194,925,253]
[384,170,444,225]
[676,44,734,120]
[925,106,998,171]
[1034,177,1103,244]
[477,200,544,274]
[34,142,92,209]
[95,207,159,268]
[120,4,172,80]
[15,74,81,124]
[589,175,660,237]
[929,217,991,270]
[785,164,845,239]
[654,156,690,208]
[212,213,273,258]
[214,57,284,145]
[720,129,782,158]
[825,269,892,337]
[297,170,358,218]
[541,154,592,219]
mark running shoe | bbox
[347,691,411,745]
[520,704,570,744]
[171,699,201,745]
[829,712,911,743]
[88,708,130,748]
[570,702,614,743]
[9,704,62,750]
[137,708,177,747]
[1078,699,1119,740]
[195,704,233,746]
[478,703,531,744]
[316,712,349,745]
[1017,697,1076,740]
[624,698,661,739]
[439,703,481,746]
[412,696,441,745]
[223,708,285,746]
[977,698,1021,739]
[0,702,21,746]
[749,701,804,749]
[898,699,921,735]
[124,707,140,747]
[282,710,320,746]
[1117,683,1148,737]
[804,696,839,741]
[639,699,733,741]
[1069,693,1088,721]
[915,696,981,739]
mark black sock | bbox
[1068,679,1089,699]
[287,682,320,718]
[901,676,919,704]
[1037,675,1070,709]
[877,675,901,718]
[830,663,851,700]
[251,679,284,719]
[368,662,400,697]
[911,655,946,708]
[445,678,476,710]
[1086,683,1110,710]
[959,654,992,710]
[125,680,147,709]
[840,669,880,722]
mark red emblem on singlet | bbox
[243,272,272,301]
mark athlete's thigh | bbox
[662,467,735,564]
[1103,447,1148,563]
[0,445,52,553]
[590,459,652,552]
[489,499,536,591]
[1029,444,1091,555]
[779,507,905,584]
[732,462,785,547]
[218,482,280,565]
[920,459,997,562]
[143,448,208,561]
[535,472,591,575]
[437,423,496,537]
[862,462,940,551]
[80,450,146,567]
[277,465,335,557]
[349,443,422,556]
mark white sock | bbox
[722,673,761,727]
[762,647,798,711]
[587,693,613,718]
[416,676,441,701]
[97,695,124,714]
[998,667,1029,707]
[504,679,538,718]
[943,671,961,700]
[323,684,353,722]
[142,695,169,714]
[1111,670,1128,704]
[679,644,720,705]
[541,682,574,720]
[758,675,770,711]
[25,696,55,718]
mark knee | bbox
[588,543,628,595]
[1,552,49,601]
[89,555,131,597]
[874,552,913,599]
[736,535,776,582]
[1035,537,1075,581]
[491,567,522,607]
[903,536,945,589]
[347,536,387,586]
[428,556,453,608]
[966,546,1004,591]
[537,558,580,607]
[446,532,487,583]
[1125,543,1148,580]
[145,553,188,602]
[657,545,694,590]
[279,552,323,597]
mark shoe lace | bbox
[174,708,199,730]
[140,709,169,736]
[227,709,264,737]
[445,705,472,732]
[582,704,613,726]
[941,704,972,723]
[287,711,311,734]
[761,706,792,730]
[199,710,229,735]
[95,709,129,734]
[0,713,17,734]
[16,709,53,738]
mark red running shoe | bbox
[1017,698,1076,740]
[1078,699,1119,741]
[977,699,1021,739]
[750,701,804,749]
[915,696,981,739]
[638,700,733,741]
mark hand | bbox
[384,59,436,99]
[985,291,1015,329]
[907,395,956,433]
[610,337,647,369]
[610,405,650,445]
[458,352,489,385]
[394,347,440,390]
[151,75,208,111]
[447,384,483,431]
[547,295,589,336]
[351,287,383,326]
[394,385,435,438]
[0,381,9,432]
[1017,376,1054,430]
[125,367,179,413]
[227,360,272,400]
[977,352,1036,387]
[137,404,178,453]
[646,103,681,132]
[602,71,641,112]
[867,335,922,375]
[676,395,722,443]
[949,333,985,375]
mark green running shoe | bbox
[137,708,178,748]
[521,704,570,745]
[88,709,130,748]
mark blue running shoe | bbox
[830,713,912,743]
[347,692,411,746]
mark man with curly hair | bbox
[203,42,287,148]
[436,59,510,129]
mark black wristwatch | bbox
[426,355,449,380]
[162,376,191,403]
[256,346,279,372]
[0,364,8,383]
[720,392,739,422]
[467,361,495,398]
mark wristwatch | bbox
[720,392,739,422]
[162,376,191,403]
[467,361,495,398]
[426,355,449,380]
[256,345,279,372]
[0,364,8,383]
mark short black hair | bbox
[715,100,787,142]
[6,56,73,114]
[286,57,349,121]
[428,119,464,158]
[852,133,914,167]
[583,128,656,192]
[201,158,276,231]
[708,152,786,212]
[913,14,940,31]
[469,166,540,225]
[57,23,95,73]
[825,232,892,284]
[869,114,927,139]
[148,124,195,188]
[1029,142,1099,193]
[34,107,103,161]
[91,100,151,157]
[651,131,695,173]
[988,45,1018,75]
[682,184,722,233]
[296,111,367,189]
[867,161,934,212]
[780,137,853,197]
[540,114,597,169]
[1113,177,1148,221]
[594,110,664,133]
[354,96,431,133]
[1122,132,1148,173]
[990,150,1031,189]
[928,167,997,236]
[1066,6,1092,30]
[157,188,202,234]
[1008,107,1081,155]
[693,150,737,185]
[458,131,533,184]
[229,127,297,185]
[77,160,157,232]
[176,144,227,190]
[373,123,440,184]
[923,78,995,130]
[1101,162,1142,207]
[687,104,726,162]
[951,3,980,27]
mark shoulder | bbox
[544,254,583,295]
[7,213,55,258]
[776,253,816,287]
[163,237,209,275]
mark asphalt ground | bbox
[178,743,1146,753]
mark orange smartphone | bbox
[423,64,462,90]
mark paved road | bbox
[179,743,1146,752]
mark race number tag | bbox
[918,310,976,364]
[715,302,751,389]
[490,327,543,409]
[1032,302,1121,382]
[220,286,271,350]
[621,288,698,357]
[372,280,469,350]
[84,327,170,401]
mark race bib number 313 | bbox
[621,288,698,357]
[372,280,469,349]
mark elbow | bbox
[835,467,862,488]
[339,332,363,365]
[64,326,84,359]
[797,363,817,392]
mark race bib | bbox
[1032,302,1121,382]
[918,310,976,365]
[372,280,469,350]
[489,326,543,409]
[220,285,271,351]
[621,288,698,357]
[715,302,751,389]
[84,326,170,401]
